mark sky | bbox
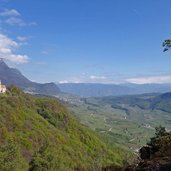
[0,0,171,84]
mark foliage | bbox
[163,38,171,52]
[0,86,126,171]
[140,126,171,160]
[126,127,171,170]
[0,140,28,171]
[155,126,168,137]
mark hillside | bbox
[99,92,171,113]
[0,59,60,96]
[0,86,130,171]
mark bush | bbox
[0,140,28,171]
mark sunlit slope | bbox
[0,86,128,171]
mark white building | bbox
[0,80,6,93]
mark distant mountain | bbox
[58,83,137,97]
[58,83,171,97]
[0,59,60,95]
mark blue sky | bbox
[0,0,171,84]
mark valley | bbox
[0,1,171,170]
[0,60,171,166]
[66,93,171,151]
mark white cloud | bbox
[17,36,30,41]
[0,33,29,64]
[5,17,26,26]
[0,9,20,17]
[90,75,106,80]
[58,74,171,85]
[0,8,37,27]
[59,80,70,84]
[126,75,171,84]
[58,75,109,84]
[5,17,37,27]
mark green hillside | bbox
[0,86,129,171]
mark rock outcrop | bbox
[126,126,171,171]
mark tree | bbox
[0,140,28,171]
[155,126,168,137]
[163,38,171,52]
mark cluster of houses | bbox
[0,80,6,93]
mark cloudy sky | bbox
[0,0,171,84]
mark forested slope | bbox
[0,87,128,171]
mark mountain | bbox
[0,86,128,171]
[58,83,136,97]
[58,83,171,97]
[0,59,60,95]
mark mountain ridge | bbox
[0,59,61,96]
[58,83,171,97]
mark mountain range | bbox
[58,83,171,97]
[1,59,171,98]
[0,59,60,96]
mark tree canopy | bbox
[163,39,171,52]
